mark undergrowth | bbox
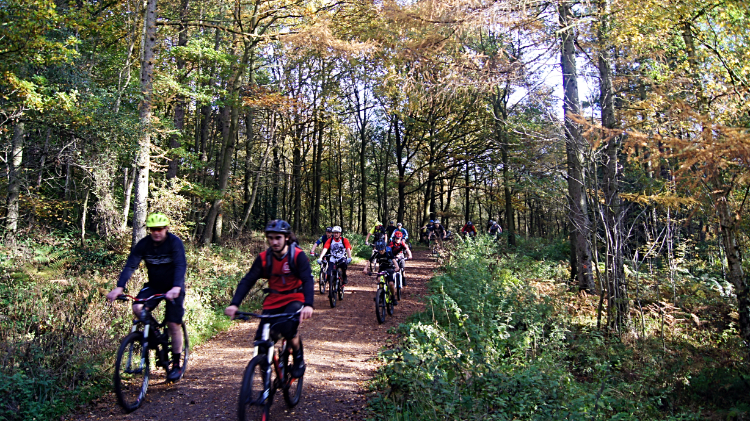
[0,230,267,421]
[368,235,750,420]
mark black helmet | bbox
[265,219,291,234]
[389,221,395,225]
[325,226,333,233]
[375,240,387,251]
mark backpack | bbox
[263,242,302,279]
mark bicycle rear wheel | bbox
[281,345,304,407]
[337,269,344,301]
[375,288,386,324]
[114,332,149,412]
[238,355,271,421]
[328,274,337,308]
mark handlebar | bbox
[233,308,303,322]
[116,293,167,303]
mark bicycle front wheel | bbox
[114,332,149,412]
[395,273,402,301]
[319,269,326,294]
[375,288,387,324]
[238,355,271,421]
[281,346,304,407]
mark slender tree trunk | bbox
[598,0,627,329]
[131,0,157,246]
[202,36,249,244]
[122,164,135,229]
[37,128,50,187]
[5,122,24,239]
[167,0,189,179]
[502,147,516,246]
[560,0,596,292]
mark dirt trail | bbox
[68,249,434,421]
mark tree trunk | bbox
[598,0,627,329]
[167,0,189,179]
[560,0,596,292]
[5,121,24,239]
[131,0,157,246]
[502,146,516,246]
[202,36,249,244]
[122,164,135,229]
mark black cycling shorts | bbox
[135,285,185,324]
[254,301,304,342]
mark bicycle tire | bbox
[328,273,337,308]
[337,269,344,301]
[166,322,190,381]
[281,345,304,407]
[395,272,402,301]
[319,268,326,294]
[114,332,149,412]
[238,355,271,421]
[375,287,386,324]
[386,290,394,316]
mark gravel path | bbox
[68,249,434,421]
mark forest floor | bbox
[66,249,435,421]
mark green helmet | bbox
[145,213,170,228]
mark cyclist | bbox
[420,219,435,245]
[316,226,353,287]
[363,241,400,305]
[309,226,333,256]
[431,219,447,250]
[389,222,409,242]
[365,221,387,246]
[224,219,314,379]
[388,231,412,286]
[106,212,187,382]
[461,221,477,238]
[488,220,502,240]
[385,221,397,239]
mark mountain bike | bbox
[113,293,189,412]
[327,260,344,308]
[370,271,395,324]
[234,309,304,421]
[314,254,328,294]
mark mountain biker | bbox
[431,219,447,250]
[224,219,314,378]
[385,221,397,239]
[420,220,435,245]
[488,220,502,240]
[363,241,400,305]
[310,227,333,256]
[388,231,412,286]
[316,226,353,287]
[389,222,409,242]
[106,212,187,382]
[365,221,387,246]
[461,221,477,238]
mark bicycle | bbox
[113,293,189,412]
[314,254,328,295]
[234,309,304,421]
[369,271,396,324]
[395,256,407,301]
[327,260,344,308]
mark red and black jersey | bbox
[230,246,314,310]
[388,240,408,256]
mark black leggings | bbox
[327,261,348,283]
[254,301,303,342]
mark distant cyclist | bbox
[385,221,397,239]
[461,221,477,238]
[317,226,353,286]
[488,220,502,240]
[224,219,314,378]
[106,212,186,382]
[390,222,409,242]
[420,220,435,245]
[363,241,400,304]
[388,231,412,286]
[310,226,333,256]
[365,221,387,246]
[431,219,447,250]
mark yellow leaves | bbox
[620,192,698,208]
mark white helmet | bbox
[332,225,342,233]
